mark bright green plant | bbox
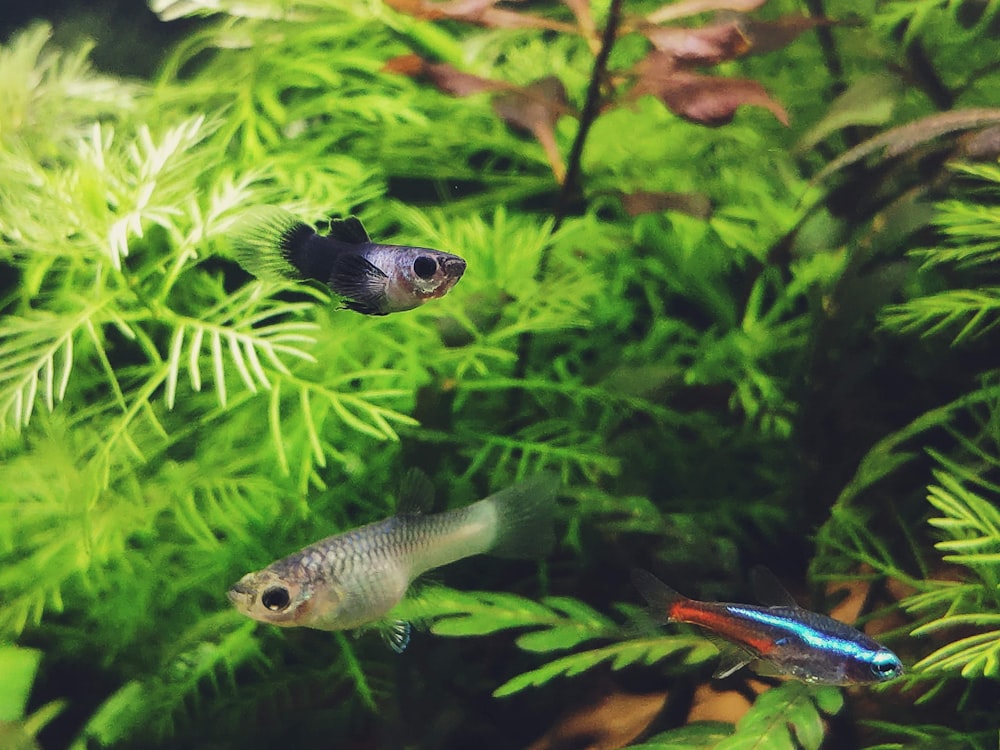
[4,0,1000,748]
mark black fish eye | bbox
[413,256,437,279]
[871,657,899,677]
[261,586,291,611]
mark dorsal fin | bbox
[327,216,371,244]
[397,469,435,516]
[749,566,800,608]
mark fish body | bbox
[234,207,466,315]
[229,473,558,648]
[632,568,903,685]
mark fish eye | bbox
[870,653,902,679]
[413,256,438,279]
[261,586,291,611]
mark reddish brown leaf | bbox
[383,0,576,32]
[619,190,714,218]
[386,56,573,180]
[640,21,751,65]
[633,51,789,127]
[493,77,571,182]
[563,0,597,41]
[646,0,767,25]
[740,14,836,57]
[385,55,508,96]
[382,54,426,77]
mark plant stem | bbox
[512,0,624,387]
[803,0,844,93]
[550,0,625,261]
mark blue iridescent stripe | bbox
[724,605,875,660]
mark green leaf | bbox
[713,683,843,750]
[630,721,734,749]
[493,637,714,697]
[0,646,41,722]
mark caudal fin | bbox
[630,569,688,623]
[232,207,314,282]
[485,473,560,559]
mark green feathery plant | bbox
[5,0,1000,747]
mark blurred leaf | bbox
[639,21,752,65]
[618,190,713,218]
[632,51,789,126]
[811,109,1000,186]
[739,14,836,57]
[797,74,903,153]
[645,0,767,25]
[0,646,41,722]
[383,0,576,32]
[494,636,715,697]
[492,76,570,182]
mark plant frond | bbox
[926,471,1000,575]
[460,419,622,482]
[711,683,843,750]
[493,636,714,697]
[70,616,265,748]
[0,300,110,432]
[911,629,1000,678]
[880,288,1000,345]
[164,283,318,409]
[394,586,619,650]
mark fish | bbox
[233,207,466,315]
[631,567,903,685]
[228,471,559,651]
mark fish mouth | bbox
[441,257,466,279]
[227,581,252,604]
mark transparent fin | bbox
[704,632,753,679]
[397,469,435,516]
[630,569,687,622]
[749,566,799,608]
[485,473,559,559]
[232,206,311,282]
[379,620,411,653]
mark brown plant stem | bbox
[511,0,625,391]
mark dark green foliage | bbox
[3,0,1000,748]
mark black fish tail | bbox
[233,207,318,282]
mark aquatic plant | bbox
[2,0,1000,747]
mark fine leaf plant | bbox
[4,0,1000,748]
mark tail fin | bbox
[630,569,688,623]
[485,473,560,559]
[232,207,314,282]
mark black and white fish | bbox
[234,207,466,315]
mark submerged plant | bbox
[3,0,1000,748]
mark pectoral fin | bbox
[379,619,412,653]
[327,254,388,314]
[703,632,753,679]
